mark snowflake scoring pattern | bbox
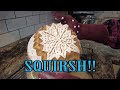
[39,23,80,60]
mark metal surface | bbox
[7,65,27,79]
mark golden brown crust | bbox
[33,43,42,50]
[34,32,41,38]
[66,52,80,61]
[33,24,82,61]
[40,25,46,30]
[36,49,42,56]
[41,51,47,60]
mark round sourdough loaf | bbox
[27,23,92,79]
[32,23,82,61]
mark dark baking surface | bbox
[0,35,120,79]
[0,36,31,79]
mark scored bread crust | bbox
[33,24,82,61]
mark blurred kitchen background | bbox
[0,11,120,48]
